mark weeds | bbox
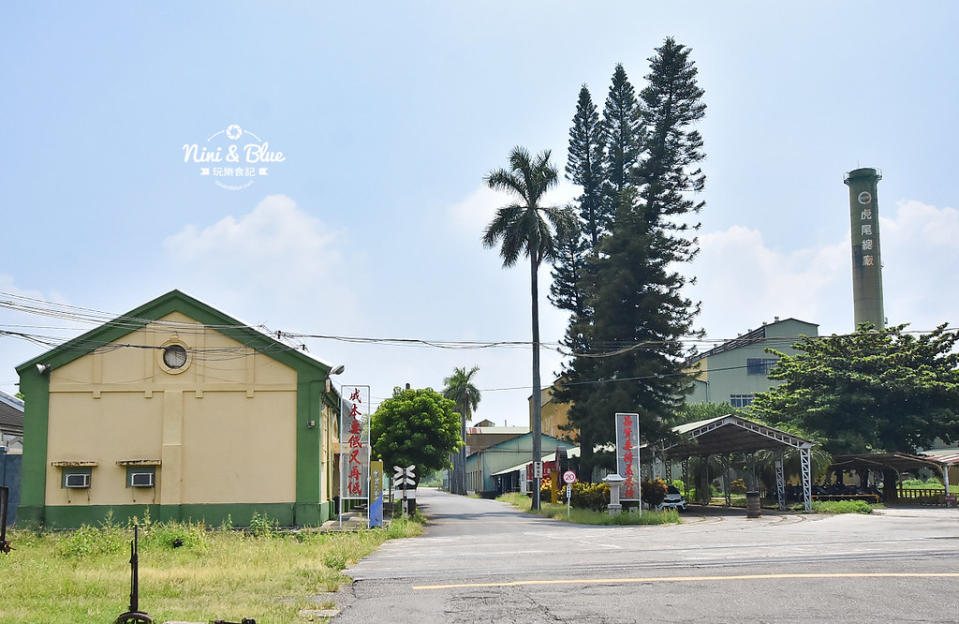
[0,514,425,624]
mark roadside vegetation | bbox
[0,513,423,624]
[497,492,680,526]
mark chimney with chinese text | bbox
[843,167,885,328]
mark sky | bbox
[2,2,958,425]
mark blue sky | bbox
[2,2,958,423]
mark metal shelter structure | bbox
[830,452,957,496]
[663,415,817,512]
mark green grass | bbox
[787,499,881,514]
[0,515,423,624]
[496,493,680,526]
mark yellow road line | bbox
[413,572,959,591]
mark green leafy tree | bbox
[751,323,959,455]
[370,387,463,479]
[443,366,481,496]
[483,146,574,510]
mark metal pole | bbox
[801,447,812,513]
[682,459,689,500]
[722,456,731,507]
[776,457,786,511]
[664,453,672,484]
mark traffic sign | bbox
[533,462,543,479]
[393,465,416,487]
[562,470,577,485]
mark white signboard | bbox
[615,412,641,502]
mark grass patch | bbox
[496,493,679,526]
[789,499,880,514]
[0,515,423,624]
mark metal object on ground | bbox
[114,524,153,624]
[0,486,11,553]
[746,491,761,518]
[213,619,257,624]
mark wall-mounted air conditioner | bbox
[130,472,155,488]
[64,473,91,488]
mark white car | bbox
[658,486,688,512]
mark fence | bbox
[0,448,20,526]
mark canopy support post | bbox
[776,455,786,511]
[801,446,813,513]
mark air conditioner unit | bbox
[64,473,90,488]
[130,472,155,488]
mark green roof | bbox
[15,289,333,376]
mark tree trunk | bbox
[882,468,899,504]
[530,257,543,510]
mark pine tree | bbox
[600,64,643,198]
[566,85,608,248]
[565,40,707,479]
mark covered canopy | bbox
[664,414,815,458]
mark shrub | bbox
[731,478,747,494]
[247,512,279,538]
[569,482,610,511]
[641,478,668,508]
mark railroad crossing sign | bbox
[562,470,577,485]
[393,465,416,487]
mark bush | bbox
[641,478,668,507]
[731,478,747,494]
[247,512,279,538]
[569,482,610,511]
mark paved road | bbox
[333,488,959,623]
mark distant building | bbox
[685,317,819,408]
[528,380,574,440]
[466,432,573,494]
[465,424,528,455]
[0,391,24,451]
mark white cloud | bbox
[689,199,959,340]
[165,194,341,281]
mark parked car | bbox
[658,485,688,512]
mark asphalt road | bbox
[333,488,959,623]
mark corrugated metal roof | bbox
[0,391,24,432]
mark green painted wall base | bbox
[14,505,44,529]
[39,502,309,529]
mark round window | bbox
[162,345,188,369]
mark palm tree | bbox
[443,365,482,496]
[483,146,573,510]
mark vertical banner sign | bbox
[340,386,371,502]
[615,412,641,501]
[369,460,384,528]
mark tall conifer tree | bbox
[565,85,607,247]
[600,64,643,199]
[563,40,706,478]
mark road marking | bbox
[413,572,959,591]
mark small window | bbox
[747,358,778,375]
[62,468,92,489]
[127,466,156,488]
[730,394,754,408]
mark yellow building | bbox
[16,290,341,528]
[529,380,574,441]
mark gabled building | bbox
[0,391,24,451]
[465,432,573,494]
[16,290,342,528]
[685,317,818,408]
